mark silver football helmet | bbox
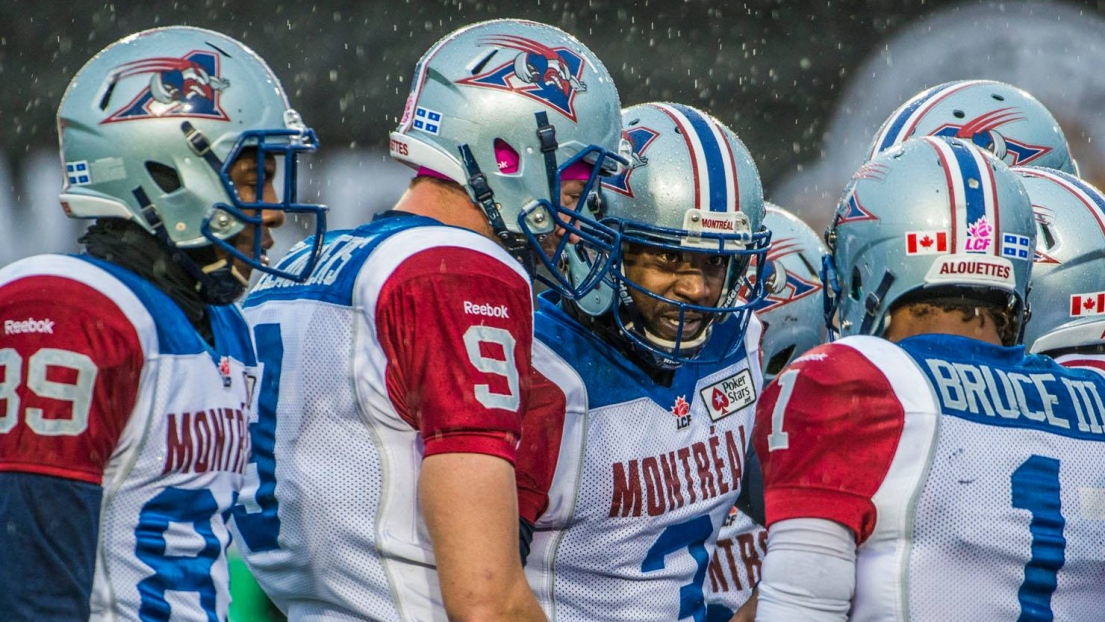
[869,80,1076,174]
[1015,167,1105,354]
[389,19,626,298]
[572,102,769,368]
[754,204,827,380]
[57,26,326,298]
[824,136,1035,341]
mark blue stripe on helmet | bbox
[950,140,988,230]
[1057,170,1105,216]
[672,103,728,212]
[876,83,952,154]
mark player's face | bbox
[539,179,588,257]
[621,243,728,341]
[224,150,284,281]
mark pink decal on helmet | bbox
[416,166,453,181]
[494,138,520,174]
[560,160,593,181]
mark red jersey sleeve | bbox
[0,275,142,484]
[515,364,568,524]
[376,247,533,464]
[752,343,904,544]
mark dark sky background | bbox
[3,0,1105,193]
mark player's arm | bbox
[374,244,546,621]
[0,273,143,621]
[754,518,855,622]
[422,453,545,621]
[750,342,905,621]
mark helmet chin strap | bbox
[457,142,538,277]
[860,271,896,336]
[133,186,245,305]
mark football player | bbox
[1017,166,1105,368]
[0,26,325,622]
[228,19,625,622]
[704,204,827,621]
[869,79,1077,174]
[753,137,1105,620]
[515,102,771,621]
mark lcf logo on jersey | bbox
[931,108,1050,167]
[104,51,230,123]
[601,126,660,197]
[671,395,692,430]
[458,36,587,121]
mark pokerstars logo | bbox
[699,369,756,422]
[671,395,692,430]
[4,318,55,335]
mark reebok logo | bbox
[464,301,510,319]
[5,318,55,335]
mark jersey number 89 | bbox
[0,347,97,436]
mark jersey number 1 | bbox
[1011,454,1065,622]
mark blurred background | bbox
[3,0,1105,262]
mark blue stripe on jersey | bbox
[671,104,728,212]
[535,292,749,410]
[899,334,1105,442]
[244,214,441,309]
[875,83,949,153]
[77,256,208,356]
[208,305,257,366]
[950,140,988,231]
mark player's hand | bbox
[729,585,757,622]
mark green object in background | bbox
[228,546,286,622]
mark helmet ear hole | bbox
[765,344,797,377]
[850,267,863,301]
[145,161,182,193]
[493,138,520,174]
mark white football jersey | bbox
[703,507,766,618]
[755,334,1105,621]
[518,293,764,622]
[0,254,256,622]
[231,215,534,621]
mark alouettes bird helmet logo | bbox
[458,35,589,121]
[601,125,660,197]
[103,50,230,123]
[930,108,1050,167]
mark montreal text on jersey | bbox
[164,404,252,475]
[610,424,748,517]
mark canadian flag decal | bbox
[905,231,949,255]
[1071,292,1105,317]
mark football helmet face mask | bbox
[575,102,770,369]
[823,137,1035,342]
[869,80,1077,174]
[57,26,327,297]
[389,19,627,299]
[753,204,827,380]
[1015,168,1105,353]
